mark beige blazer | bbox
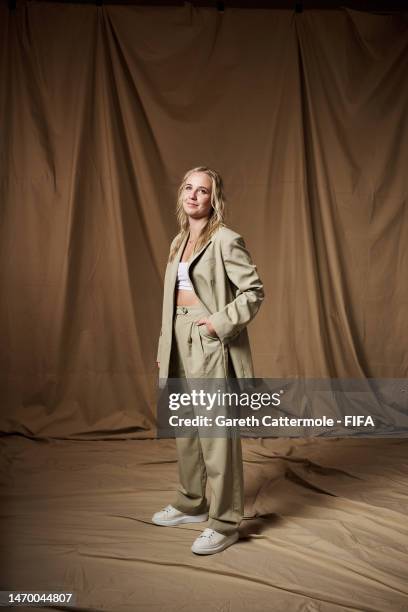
[157,225,264,380]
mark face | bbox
[182,172,213,220]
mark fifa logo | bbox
[344,416,375,426]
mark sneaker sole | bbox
[191,532,239,555]
[152,513,208,526]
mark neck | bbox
[188,218,208,242]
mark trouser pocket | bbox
[193,323,226,377]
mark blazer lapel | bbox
[166,233,213,308]
[188,237,213,270]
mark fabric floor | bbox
[1,436,408,612]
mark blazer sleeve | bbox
[208,234,264,343]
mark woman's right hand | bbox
[157,361,160,368]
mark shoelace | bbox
[199,529,216,540]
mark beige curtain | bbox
[1,3,407,438]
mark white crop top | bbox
[176,262,193,291]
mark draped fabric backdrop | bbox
[1,3,407,438]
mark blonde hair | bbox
[169,166,226,262]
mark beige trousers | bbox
[169,304,244,536]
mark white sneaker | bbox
[191,528,239,555]
[152,504,208,526]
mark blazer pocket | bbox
[198,324,219,341]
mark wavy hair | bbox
[169,166,226,262]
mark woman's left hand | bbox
[196,318,219,338]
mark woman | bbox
[152,166,264,554]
